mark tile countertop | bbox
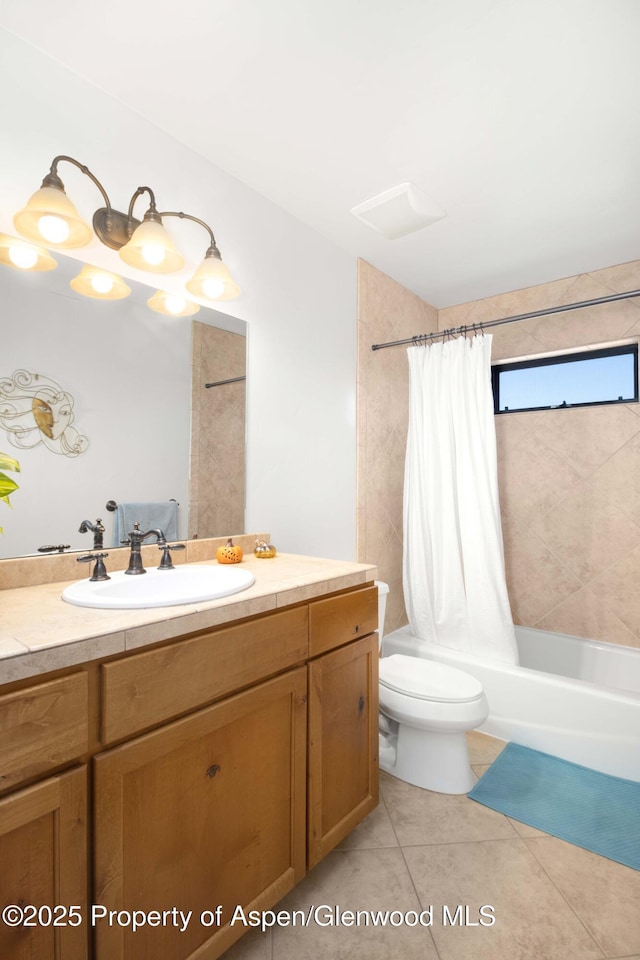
[0,554,377,684]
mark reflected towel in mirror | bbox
[113,501,179,546]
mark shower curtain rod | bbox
[370,288,640,351]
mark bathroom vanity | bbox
[0,547,378,960]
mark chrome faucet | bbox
[123,523,167,575]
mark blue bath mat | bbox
[468,742,640,871]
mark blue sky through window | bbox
[496,350,637,412]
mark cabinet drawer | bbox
[102,605,309,743]
[309,585,378,658]
[0,673,89,792]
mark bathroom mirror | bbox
[1,250,246,558]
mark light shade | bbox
[70,265,131,300]
[186,254,240,301]
[119,218,184,274]
[0,233,57,271]
[350,182,446,239]
[14,185,93,248]
[147,290,200,317]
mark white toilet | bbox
[376,582,489,794]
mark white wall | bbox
[0,30,358,560]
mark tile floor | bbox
[224,732,640,960]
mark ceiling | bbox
[2,0,639,307]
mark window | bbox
[492,344,638,414]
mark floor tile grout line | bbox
[399,833,612,960]
[378,781,444,960]
[521,837,608,960]
[395,840,445,960]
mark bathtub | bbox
[382,624,640,781]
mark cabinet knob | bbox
[358,695,365,713]
[206,764,220,779]
[354,624,360,634]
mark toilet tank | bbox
[375,581,389,651]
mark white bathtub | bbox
[382,624,640,781]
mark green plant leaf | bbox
[0,453,20,473]
[0,454,20,533]
[0,474,19,501]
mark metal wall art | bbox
[0,369,89,457]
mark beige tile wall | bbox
[357,257,640,649]
[189,321,246,539]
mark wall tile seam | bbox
[437,267,640,343]
[437,275,578,329]
[532,464,640,542]
[585,268,640,307]
[536,607,640,648]
[509,510,640,629]
[502,512,602,593]
[525,425,640,487]
[530,593,640,646]
[508,510,640,588]
[585,429,640,492]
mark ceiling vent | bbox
[350,181,446,239]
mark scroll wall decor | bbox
[0,369,89,457]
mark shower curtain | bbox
[403,334,518,665]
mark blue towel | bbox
[112,501,179,546]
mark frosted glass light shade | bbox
[186,255,240,301]
[147,290,200,317]
[0,233,57,271]
[118,219,184,273]
[70,265,131,300]
[14,185,93,248]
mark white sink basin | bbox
[62,564,255,609]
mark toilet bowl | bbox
[375,582,489,794]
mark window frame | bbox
[491,342,639,415]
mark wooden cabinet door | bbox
[0,766,88,960]
[307,633,379,868]
[94,667,307,960]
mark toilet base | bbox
[379,725,476,794]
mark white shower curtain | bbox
[403,334,518,665]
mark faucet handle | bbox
[77,552,110,582]
[157,542,186,570]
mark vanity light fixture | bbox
[0,232,57,271]
[69,265,131,300]
[186,248,239,301]
[147,290,200,317]
[14,155,240,300]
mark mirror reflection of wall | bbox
[1,251,246,558]
[189,321,246,538]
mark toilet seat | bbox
[379,654,483,703]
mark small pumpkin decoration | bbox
[254,538,277,559]
[216,538,243,564]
